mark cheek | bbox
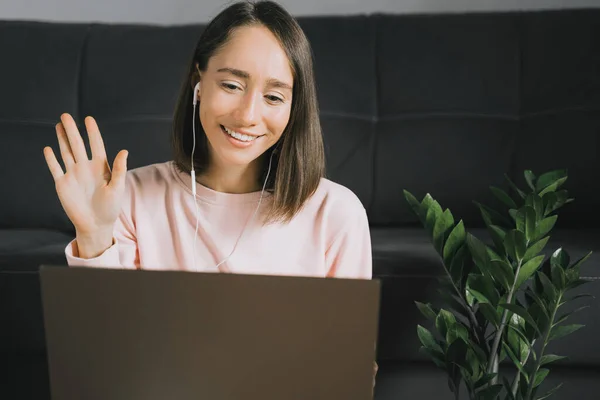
[266,106,292,136]
[200,90,235,123]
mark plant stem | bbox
[437,254,488,350]
[511,340,535,397]
[525,293,562,399]
[487,259,524,376]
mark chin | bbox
[222,153,261,167]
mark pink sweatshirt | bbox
[65,161,372,280]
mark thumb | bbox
[108,150,128,190]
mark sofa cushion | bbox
[0,22,88,232]
[0,229,72,272]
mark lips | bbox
[220,125,264,142]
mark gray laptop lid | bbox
[39,266,380,400]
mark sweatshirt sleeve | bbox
[65,210,139,269]
[325,206,372,280]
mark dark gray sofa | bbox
[1,8,599,399]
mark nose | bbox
[234,91,260,126]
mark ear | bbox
[194,63,202,102]
[191,63,202,89]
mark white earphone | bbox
[191,82,200,196]
[190,80,276,270]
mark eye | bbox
[265,94,284,104]
[221,82,241,91]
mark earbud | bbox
[192,82,201,107]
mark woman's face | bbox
[196,24,293,169]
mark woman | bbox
[43,0,376,383]
[43,0,372,279]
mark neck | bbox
[197,159,263,194]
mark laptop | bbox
[39,266,381,400]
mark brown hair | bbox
[171,0,325,224]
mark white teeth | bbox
[223,126,256,142]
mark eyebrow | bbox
[217,67,293,91]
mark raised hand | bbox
[43,113,128,241]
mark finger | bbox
[56,122,75,168]
[60,113,89,163]
[43,146,65,180]
[85,116,107,161]
[108,150,128,190]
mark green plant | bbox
[404,169,594,400]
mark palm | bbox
[44,114,128,236]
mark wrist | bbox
[75,227,114,259]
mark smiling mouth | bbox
[220,125,264,142]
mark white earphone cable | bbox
[190,85,275,271]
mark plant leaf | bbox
[538,272,558,304]
[490,259,514,290]
[415,301,437,322]
[515,207,526,232]
[443,220,466,266]
[525,206,537,242]
[533,368,550,387]
[524,170,536,191]
[509,209,519,224]
[566,293,594,302]
[566,251,593,284]
[475,201,514,228]
[474,373,498,389]
[504,173,526,199]
[467,287,491,305]
[449,245,469,290]
[505,230,527,262]
[487,246,503,262]
[538,177,568,197]
[467,233,491,271]
[551,263,566,292]
[550,248,570,269]
[523,237,550,262]
[525,194,544,221]
[540,354,567,366]
[499,303,542,336]
[533,215,558,243]
[417,325,443,352]
[542,191,558,216]
[535,383,564,400]
[423,197,443,234]
[524,289,550,321]
[549,324,584,341]
[506,318,532,349]
[502,376,517,400]
[447,325,470,351]
[445,337,470,373]
[554,305,590,325]
[468,274,500,306]
[502,341,529,383]
[536,169,567,192]
[436,309,456,341]
[516,255,546,288]
[491,186,517,209]
[465,348,480,380]
[478,383,503,400]
[566,278,589,291]
[404,190,423,222]
[479,303,501,327]
[487,225,507,256]
[433,209,455,254]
